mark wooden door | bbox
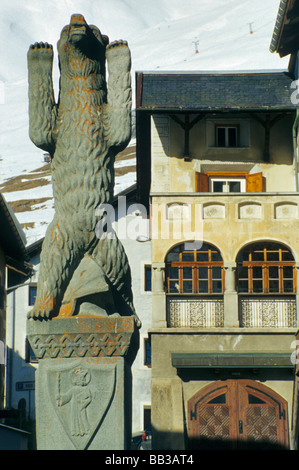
[188,380,289,449]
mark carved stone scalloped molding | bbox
[27,316,135,359]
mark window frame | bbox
[195,171,263,193]
[28,284,37,306]
[237,243,297,295]
[144,265,152,292]
[215,124,240,148]
[166,244,224,295]
[25,337,38,363]
[144,337,151,367]
[209,176,246,193]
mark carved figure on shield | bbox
[56,368,92,437]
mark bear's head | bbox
[57,14,109,78]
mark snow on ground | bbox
[0,0,289,245]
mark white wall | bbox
[5,252,40,420]
[113,198,152,433]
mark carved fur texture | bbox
[27,14,139,325]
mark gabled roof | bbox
[0,193,26,260]
[270,0,299,58]
[136,71,296,112]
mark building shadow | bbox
[1,346,37,449]
[151,427,290,451]
[188,436,288,450]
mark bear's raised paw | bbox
[28,42,53,66]
[106,40,131,71]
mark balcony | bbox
[166,295,296,329]
[240,296,297,328]
[167,295,224,328]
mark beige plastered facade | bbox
[149,112,299,450]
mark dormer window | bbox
[206,119,249,148]
[216,125,239,148]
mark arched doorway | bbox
[188,380,289,449]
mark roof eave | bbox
[270,0,290,54]
[0,193,27,261]
[136,106,296,112]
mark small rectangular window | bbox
[216,125,239,147]
[28,285,37,306]
[210,177,245,193]
[144,265,152,292]
[143,406,151,431]
[144,337,151,367]
[25,337,37,363]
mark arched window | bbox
[237,242,296,294]
[166,243,224,294]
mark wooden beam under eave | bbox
[170,113,205,161]
[250,113,285,162]
[136,72,143,108]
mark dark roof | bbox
[270,0,299,57]
[26,238,43,258]
[0,193,26,260]
[136,71,296,111]
[113,184,136,204]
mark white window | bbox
[206,120,250,148]
[210,177,246,193]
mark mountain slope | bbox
[0,0,288,245]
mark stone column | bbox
[152,262,167,328]
[27,316,136,450]
[223,262,239,328]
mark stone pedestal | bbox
[27,316,135,450]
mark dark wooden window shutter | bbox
[196,172,209,192]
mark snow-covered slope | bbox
[0,0,289,245]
